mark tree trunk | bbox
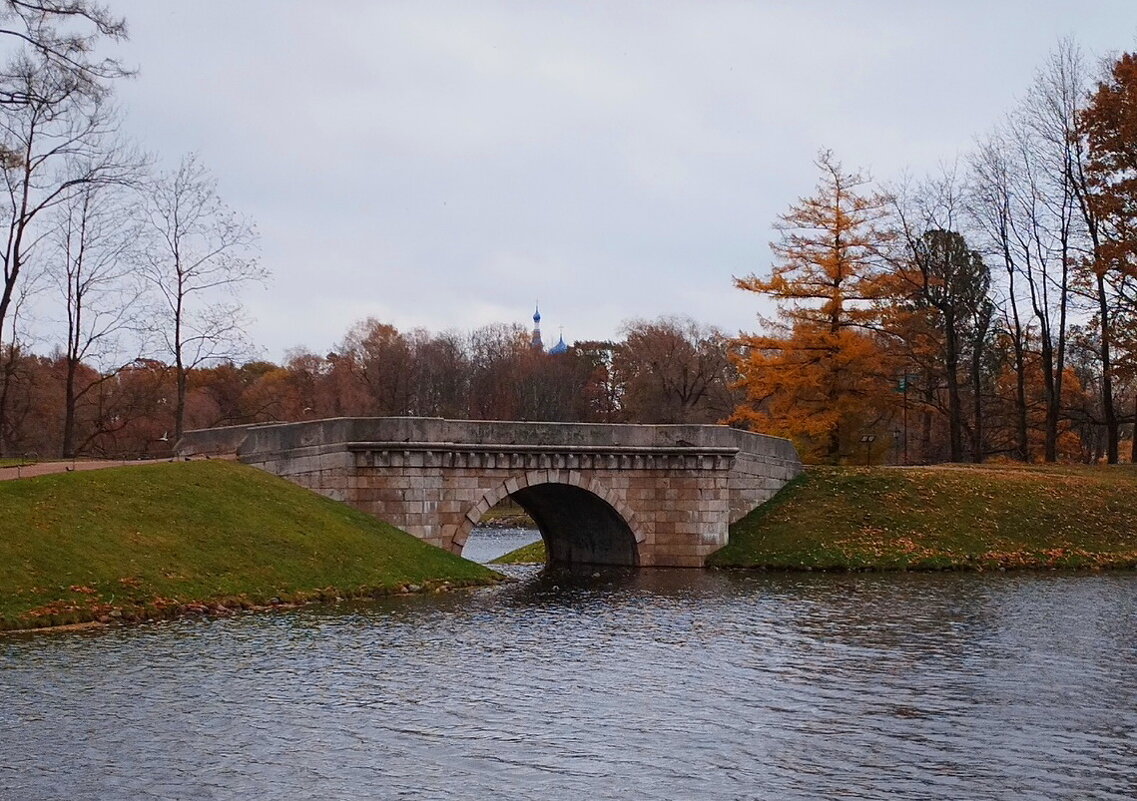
[971,348,984,463]
[0,348,19,458]
[921,381,934,463]
[828,421,841,464]
[1054,227,1070,465]
[944,317,963,462]
[1097,273,1119,463]
[1013,335,1029,462]
[175,363,187,445]
[0,373,8,458]
[1132,392,1137,464]
[62,358,78,458]
[1004,262,1030,462]
[1041,338,1058,462]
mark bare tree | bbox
[334,318,415,416]
[53,176,143,456]
[0,52,128,450]
[407,328,470,418]
[138,153,263,441]
[0,0,129,106]
[1001,40,1089,462]
[466,322,530,420]
[618,316,736,424]
[1031,42,1086,459]
[970,133,1034,461]
[0,256,34,454]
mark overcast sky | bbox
[96,1,1137,361]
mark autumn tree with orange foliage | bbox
[1079,51,1137,463]
[732,152,897,463]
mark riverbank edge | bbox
[491,544,1137,572]
[0,460,507,634]
[490,539,546,565]
[494,465,1137,572]
[1,577,505,636]
[478,514,536,529]
[706,557,1137,573]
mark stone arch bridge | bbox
[177,418,802,568]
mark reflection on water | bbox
[2,563,1136,800]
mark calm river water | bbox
[3,528,1136,800]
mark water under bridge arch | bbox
[177,417,802,568]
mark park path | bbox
[0,454,235,481]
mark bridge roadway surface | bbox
[177,417,803,568]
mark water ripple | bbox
[2,560,1136,800]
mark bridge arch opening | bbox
[457,479,642,567]
[512,483,639,567]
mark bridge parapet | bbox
[178,417,802,567]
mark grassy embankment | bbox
[0,460,502,631]
[491,539,546,564]
[496,464,1137,570]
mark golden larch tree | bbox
[732,151,896,462]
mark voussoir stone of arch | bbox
[176,417,803,568]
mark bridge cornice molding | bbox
[347,441,738,472]
[344,441,740,457]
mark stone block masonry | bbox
[177,417,802,568]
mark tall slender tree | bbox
[733,151,895,462]
[53,177,142,456]
[138,153,263,442]
[1024,40,1085,462]
[0,53,127,453]
[971,135,1032,460]
[1078,51,1137,462]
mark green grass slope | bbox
[0,460,501,630]
[710,464,1137,570]
[490,539,546,565]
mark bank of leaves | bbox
[710,465,1137,571]
[0,460,502,631]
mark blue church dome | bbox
[549,334,568,354]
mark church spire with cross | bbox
[549,325,568,354]
[530,302,543,351]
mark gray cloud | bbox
[90,0,1137,360]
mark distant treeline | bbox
[0,316,738,458]
[3,300,1134,466]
